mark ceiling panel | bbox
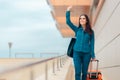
[52,5,90,17]
[48,0,92,6]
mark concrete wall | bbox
[93,0,120,80]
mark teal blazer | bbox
[66,11,95,58]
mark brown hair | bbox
[78,14,93,35]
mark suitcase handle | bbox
[90,59,99,62]
[89,59,99,78]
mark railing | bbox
[0,55,68,80]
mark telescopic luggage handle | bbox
[90,59,99,71]
[89,59,99,78]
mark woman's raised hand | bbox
[67,6,72,11]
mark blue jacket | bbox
[66,11,95,58]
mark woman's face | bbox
[79,15,87,27]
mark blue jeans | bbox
[73,51,91,80]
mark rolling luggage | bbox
[87,60,102,80]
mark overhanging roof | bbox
[47,0,105,38]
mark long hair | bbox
[78,14,93,35]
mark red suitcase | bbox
[87,60,102,80]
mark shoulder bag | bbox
[67,38,76,58]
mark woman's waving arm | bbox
[66,6,78,32]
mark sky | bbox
[0,0,70,58]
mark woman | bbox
[66,6,96,80]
